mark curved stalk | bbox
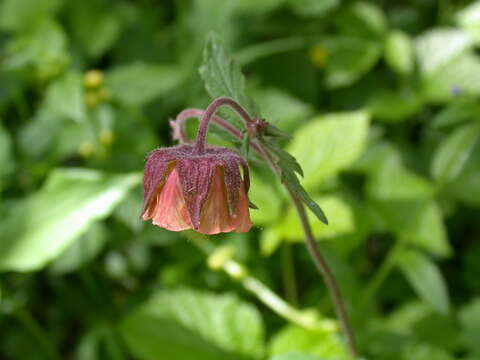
[171,99,359,357]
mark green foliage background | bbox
[1,0,480,359]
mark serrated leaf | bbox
[0,169,141,272]
[288,111,370,189]
[199,35,258,116]
[120,288,265,360]
[397,250,450,315]
[431,122,480,183]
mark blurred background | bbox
[1,0,480,359]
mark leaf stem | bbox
[282,243,299,306]
[172,101,359,357]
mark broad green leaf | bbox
[336,1,387,38]
[252,87,314,132]
[431,122,480,184]
[402,201,451,257]
[4,18,69,79]
[49,223,107,275]
[106,63,184,106]
[457,1,480,42]
[269,325,346,360]
[270,353,321,360]
[200,35,258,116]
[384,30,415,75]
[120,288,265,360]
[401,343,453,360]
[459,298,480,353]
[69,0,122,58]
[277,196,355,242]
[248,171,283,225]
[323,37,381,88]
[397,250,450,315]
[452,170,480,207]
[368,88,423,122]
[0,0,62,30]
[432,99,480,128]
[422,52,480,101]
[287,0,338,17]
[288,111,370,189]
[0,169,141,271]
[415,28,473,77]
[44,71,86,122]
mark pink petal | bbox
[197,167,252,235]
[142,169,192,231]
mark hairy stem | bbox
[173,100,359,357]
[194,97,254,154]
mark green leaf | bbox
[0,0,62,30]
[69,0,122,58]
[0,123,14,182]
[459,298,480,353]
[288,111,370,189]
[432,99,480,128]
[431,122,480,184]
[415,28,473,77]
[452,170,480,207]
[397,250,450,315]
[4,18,69,79]
[336,1,387,38]
[106,63,184,106]
[368,88,423,122]
[270,352,321,360]
[323,37,381,88]
[457,1,480,43]
[269,325,346,359]
[287,0,338,17]
[384,30,415,75]
[120,288,265,360]
[401,343,453,360]
[49,223,107,275]
[199,35,258,116]
[44,71,86,122]
[0,169,141,272]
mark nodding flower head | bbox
[142,143,253,235]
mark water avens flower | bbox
[142,99,254,234]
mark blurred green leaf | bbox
[0,169,140,271]
[4,18,69,79]
[288,111,370,189]
[401,343,453,360]
[0,0,62,30]
[452,170,480,207]
[248,171,283,225]
[432,99,480,128]
[49,223,107,275]
[431,122,480,184]
[121,288,265,360]
[270,353,321,360]
[323,37,381,88]
[0,123,14,181]
[368,88,422,122]
[457,1,480,43]
[397,249,450,315]
[459,298,480,353]
[336,1,387,38]
[384,30,415,75]
[416,28,473,77]
[269,325,346,360]
[106,63,184,106]
[69,0,123,58]
[287,0,338,17]
[44,71,86,122]
[200,35,258,116]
